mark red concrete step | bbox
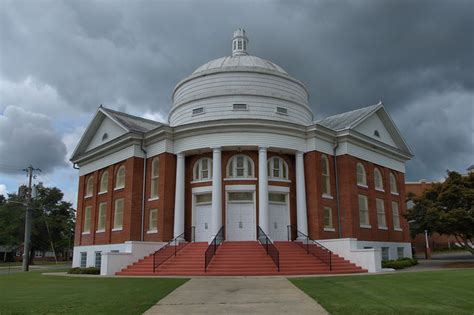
[117,240,367,276]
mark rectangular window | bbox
[233,103,248,110]
[83,206,92,233]
[149,209,158,232]
[95,251,102,269]
[228,192,253,202]
[276,107,288,115]
[358,195,370,227]
[397,247,404,259]
[392,201,401,230]
[196,193,212,204]
[97,202,106,232]
[113,198,124,230]
[376,198,387,229]
[192,107,204,115]
[80,252,87,268]
[381,247,390,261]
[323,206,333,228]
[269,193,286,203]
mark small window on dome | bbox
[237,40,243,50]
[276,107,288,115]
[233,104,248,110]
[102,133,108,141]
[192,107,204,115]
[374,130,380,138]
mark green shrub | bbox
[68,267,100,275]
[382,258,418,269]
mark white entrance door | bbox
[226,192,256,241]
[269,193,289,241]
[194,193,212,242]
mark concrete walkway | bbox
[144,277,328,315]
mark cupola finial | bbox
[232,28,249,56]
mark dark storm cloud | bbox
[0,0,472,180]
[0,106,67,174]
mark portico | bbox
[174,147,307,243]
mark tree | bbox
[0,184,75,262]
[406,171,474,254]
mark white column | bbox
[295,151,308,237]
[211,147,222,240]
[173,153,185,239]
[258,147,269,234]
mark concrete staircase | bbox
[117,241,367,276]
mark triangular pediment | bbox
[70,108,129,162]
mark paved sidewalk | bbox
[144,277,328,315]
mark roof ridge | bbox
[100,106,161,125]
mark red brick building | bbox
[70,29,413,274]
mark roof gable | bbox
[316,102,412,156]
[70,106,162,162]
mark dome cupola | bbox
[169,29,313,127]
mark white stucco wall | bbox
[72,241,166,276]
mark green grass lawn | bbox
[0,271,188,314]
[290,269,474,315]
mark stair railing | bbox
[153,226,195,273]
[204,226,224,272]
[287,225,332,271]
[257,226,280,271]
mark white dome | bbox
[168,29,313,127]
[192,55,288,76]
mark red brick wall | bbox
[304,152,410,242]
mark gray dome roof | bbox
[192,55,288,75]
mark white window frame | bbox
[115,165,126,190]
[323,206,335,231]
[150,157,159,200]
[392,201,402,231]
[321,155,331,197]
[193,157,213,182]
[148,208,158,233]
[85,176,94,198]
[374,168,384,191]
[83,205,92,234]
[358,194,370,228]
[99,171,108,194]
[97,202,106,232]
[95,251,102,269]
[376,198,387,229]
[113,198,124,231]
[397,247,404,259]
[356,163,367,187]
[390,173,398,195]
[226,155,254,179]
[80,252,87,268]
[381,247,390,261]
[267,156,288,181]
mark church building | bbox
[71,29,413,275]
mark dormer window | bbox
[102,133,108,141]
[374,130,380,138]
[233,104,248,110]
[192,107,204,116]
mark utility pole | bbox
[22,165,40,272]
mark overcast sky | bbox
[0,0,473,205]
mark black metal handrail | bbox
[257,226,280,271]
[287,225,332,271]
[153,226,195,273]
[204,226,224,272]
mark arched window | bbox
[321,155,331,196]
[374,168,383,191]
[115,165,126,189]
[390,173,398,194]
[99,171,109,193]
[85,176,94,197]
[193,157,213,181]
[150,157,159,199]
[227,155,254,178]
[356,163,367,186]
[267,156,288,180]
